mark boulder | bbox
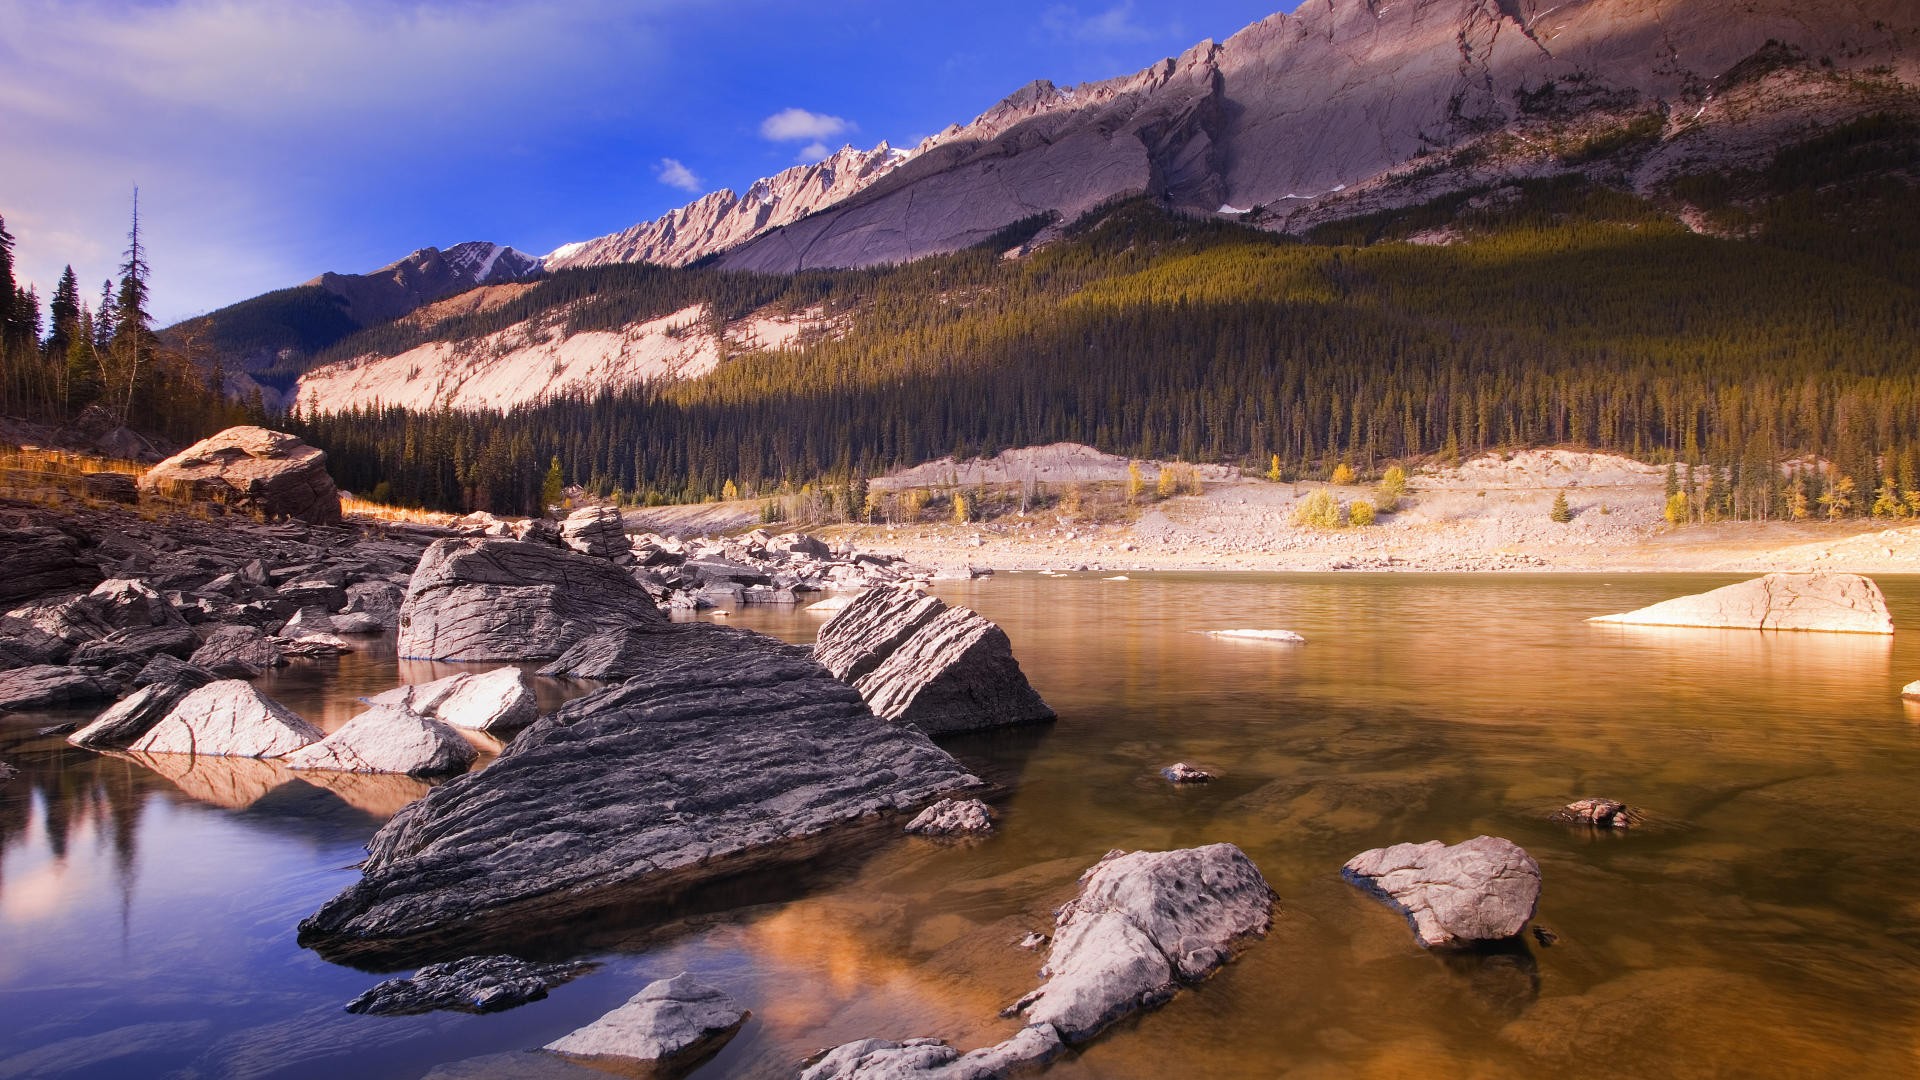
[0,525,102,606]
[802,1027,1063,1080]
[1342,836,1541,948]
[1161,762,1215,784]
[559,505,632,563]
[905,798,995,836]
[397,538,666,661]
[1588,573,1894,634]
[67,624,201,668]
[299,624,980,962]
[0,615,71,670]
[772,532,832,559]
[69,658,219,749]
[329,611,385,635]
[283,704,476,777]
[346,955,591,1016]
[127,680,324,758]
[364,668,536,734]
[138,426,341,524]
[0,664,123,712]
[1551,798,1639,829]
[544,973,746,1064]
[276,579,348,612]
[1905,679,1920,700]
[815,587,944,683]
[853,606,1056,735]
[189,624,286,677]
[342,580,407,627]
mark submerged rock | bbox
[1550,798,1640,829]
[0,664,123,712]
[544,973,746,1063]
[816,585,1054,735]
[1202,629,1306,643]
[345,955,590,1016]
[397,538,666,661]
[905,798,995,836]
[1161,762,1215,784]
[138,426,341,524]
[802,1026,1064,1080]
[299,624,980,961]
[1588,572,1894,634]
[127,680,324,759]
[1343,836,1541,948]
[283,704,476,777]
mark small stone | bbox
[1550,798,1640,829]
[544,973,746,1064]
[1162,762,1215,784]
[904,797,995,836]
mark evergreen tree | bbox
[109,188,157,425]
[540,456,565,512]
[46,266,79,363]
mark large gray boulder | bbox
[9,578,185,646]
[536,627,660,681]
[397,538,666,661]
[127,680,324,759]
[363,667,538,732]
[298,624,980,962]
[283,704,476,777]
[558,505,632,563]
[346,955,589,1016]
[544,973,746,1063]
[67,624,201,668]
[0,616,71,670]
[816,586,1054,735]
[189,624,286,677]
[138,426,341,524]
[0,664,123,712]
[1343,835,1541,948]
[69,658,219,749]
[1588,572,1894,634]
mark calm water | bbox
[5,574,1920,1078]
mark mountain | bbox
[167,241,543,403]
[544,143,911,270]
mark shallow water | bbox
[6,573,1920,1078]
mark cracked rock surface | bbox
[396,537,666,661]
[283,704,476,777]
[1343,835,1541,948]
[125,680,323,759]
[1588,572,1894,634]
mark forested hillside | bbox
[288,114,1920,520]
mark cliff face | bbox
[707,0,1917,272]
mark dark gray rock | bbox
[138,426,341,524]
[329,612,384,635]
[69,657,219,749]
[0,525,103,606]
[345,955,591,1015]
[342,580,406,627]
[544,973,746,1063]
[536,627,667,681]
[0,615,71,670]
[815,587,944,683]
[397,538,666,661]
[81,471,139,503]
[190,624,286,677]
[0,664,123,712]
[1343,835,1541,948]
[559,505,632,563]
[684,557,771,587]
[852,606,1056,736]
[276,579,347,612]
[67,624,201,668]
[299,623,980,962]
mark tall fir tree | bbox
[109,188,157,425]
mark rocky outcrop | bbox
[0,615,71,670]
[0,664,123,712]
[67,624,200,668]
[298,624,980,961]
[558,505,632,563]
[364,667,538,733]
[1588,573,1894,634]
[1343,836,1541,948]
[138,427,341,524]
[396,538,666,661]
[536,628,659,681]
[189,624,286,677]
[1551,798,1639,829]
[904,798,995,837]
[69,658,219,749]
[808,844,1271,1078]
[345,955,590,1016]
[816,587,1054,735]
[283,704,476,777]
[0,525,102,605]
[544,974,747,1064]
[127,680,324,758]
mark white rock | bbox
[1202,629,1306,643]
[283,704,476,778]
[544,973,745,1062]
[1588,573,1893,634]
[1342,835,1540,948]
[1903,680,1920,700]
[433,667,538,732]
[128,681,324,759]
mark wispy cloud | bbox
[1039,2,1178,46]
[759,107,853,143]
[656,158,702,192]
[794,142,834,164]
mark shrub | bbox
[1293,489,1344,528]
[1349,500,1375,527]
[1330,463,1357,485]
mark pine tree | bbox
[541,456,564,512]
[46,266,79,363]
[109,189,156,426]
[1551,490,1572,523]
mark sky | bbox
[0,0,1288,325]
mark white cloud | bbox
[759,107,853,143]
[656,158,702,192]
[794,142,834,164]
[1040,2,1165,45]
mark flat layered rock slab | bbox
[346,955,591,1016]
[299,624,980,963]
[1588,573,1894,634]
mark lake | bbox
[5,573,1920,1078]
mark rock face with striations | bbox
[0,664,124,712]
[1343,835,1541,948]
[363,667,539,733]
[396,537,666,661]
[283,704,476,777]
[815,586,1054,735]
[139,426,341,525]
[346,955,590,1016]
[1588,572,1894,634]
[69,658,219,749]
[299,623,980,962]
[0,525,102,606]
[127,680,324,759]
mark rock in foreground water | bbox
[139,426,341,524]
[365,667,537,733]
[905,798,995,836]
[1551,798,1639,829]
[345,955,590,1016]
[127,681,324,759]
[283,704,476,777]
[397,538,666,661]
[1343,836,1541,948]
[299,624,980,961]
[1588,573,1894,634]
[802,1027,1064,1080]
[545,974,745,1063]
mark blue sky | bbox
[0,0,1287,324]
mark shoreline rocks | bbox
[345,955,591,1016]
[298,623,981,963]
[396,538,666,661]
[1588,573,1894,634]
[1343,836,1541,948]
[904,798,995,836]
[364,667,538,733]
[126,681,324,759]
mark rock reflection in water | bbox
[120,750,294,810]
